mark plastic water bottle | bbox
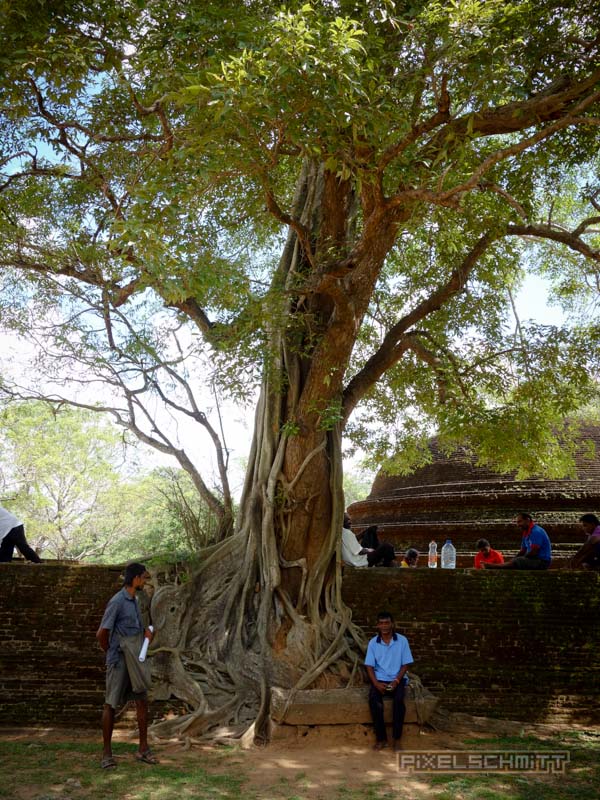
[428,540,437,568]
[441,539,456,569]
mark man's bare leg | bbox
[136,698,149,755]
[102,704,115,762]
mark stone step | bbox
[270,684,438,726]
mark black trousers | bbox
[369,682,406,742]
[0,525,41,563]
[367,542,396,567]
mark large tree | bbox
[1,0,600,741]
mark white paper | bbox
[138,625,154,662]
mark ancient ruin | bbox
[348,423,600,564]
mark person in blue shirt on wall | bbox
[364,611,414,752]
[484,512,552,570]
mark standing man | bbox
[0,504,41,563]
[365,611,414,752]
[484,512,551,570]
[96,562,156,769]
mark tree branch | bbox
[342,231,496,421]
[506,223,600,263]
[265,189,316,268]
[378,72,451,171]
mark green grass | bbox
[420,731,600,800]
[0,730,598,800]
[0,741,250,800]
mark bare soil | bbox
[0,723,514,799]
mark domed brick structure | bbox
[347,423,600,564]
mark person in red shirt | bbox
[474,538,504,569]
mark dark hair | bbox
[377,611,394,622]
[360,525,380,549]
[124,562,148,586]
[343,513,351,529]
[517,512,532,521]
[477,539,490,550]
[580,513,600,526]
[405,548,419,561]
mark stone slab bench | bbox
[271,685,438,726]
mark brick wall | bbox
[2,563,599,727]
[342,567,600,724]
[0,563,123,726]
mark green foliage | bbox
[0,0,599,491]
[0,401,128,559]
[342,468,373,506]
[96,467,223,564]
[0,401,220,561]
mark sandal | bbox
[101,756,117,769]
[373,741,389,751]
[136,749,159,765]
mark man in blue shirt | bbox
[96,562,156,768]
[485,512,552,570]
[365,611,414,752]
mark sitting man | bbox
[341,514,395,567]
[484,512,551,570]
[400,548,419,568]
[473,538,504,569]
[365,611,414,752]
[571,513,600,570]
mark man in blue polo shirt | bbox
[485,512,552,570]
[96,562,156,769]
[365,611,414,752]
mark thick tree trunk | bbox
[148,163,367,744]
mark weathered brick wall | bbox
[0,563,123,726]
[2,563,599,727]
[343,568,600,724]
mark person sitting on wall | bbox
[365,611,414,752]
[400,548,419,568]
[96,562,157,769]
[484,512,551,570]
[341,514,396,567]
[473,538,504,569]
[357,524,380,550]
[0,504,41,563]
[570,513,600,570]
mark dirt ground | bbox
[0,722,549,799]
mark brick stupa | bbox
[347,423,600,563]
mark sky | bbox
[0,271,568,501]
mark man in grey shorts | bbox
[96,562,155,768]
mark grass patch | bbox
[0,741,251,800]
[0,730,598,800]
[412,731,600,800]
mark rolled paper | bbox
[138,625,154,662]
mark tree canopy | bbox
[1,0,600,742]
[1,0,599,479]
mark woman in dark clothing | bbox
[358,525,380,550]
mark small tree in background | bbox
[0,401,129,559]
